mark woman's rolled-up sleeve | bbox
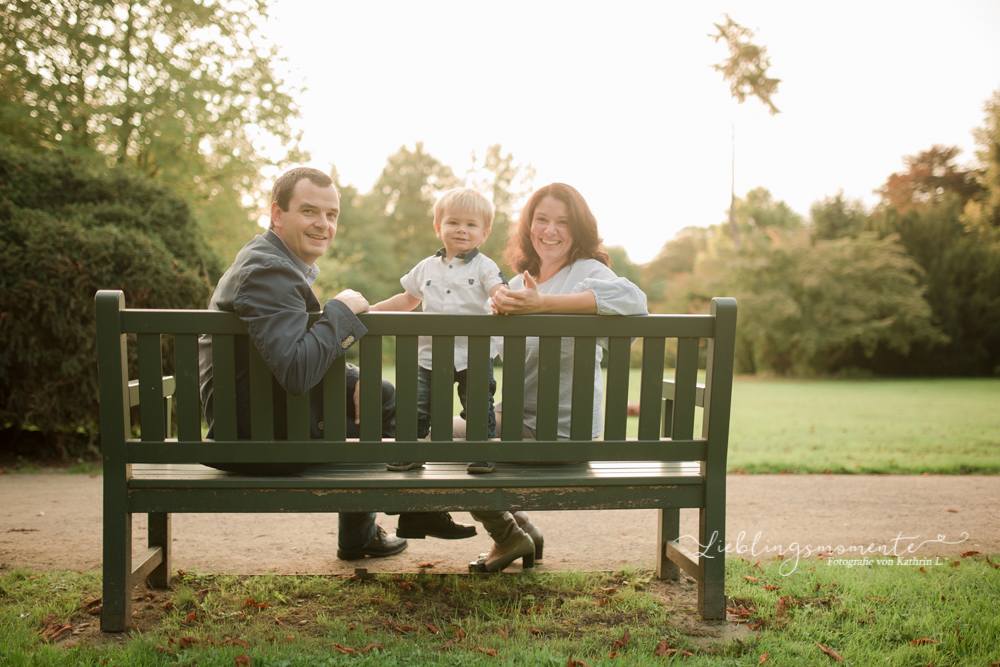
[574,275,649,316]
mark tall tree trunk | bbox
[728,121,741,250]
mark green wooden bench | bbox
[96,289,737,631]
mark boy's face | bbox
[434,205,490,256]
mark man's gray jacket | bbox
[198,229,366,442]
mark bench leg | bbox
[697,504,726,620]
[656,508,680,580]
[101,511,133,632]
[147,513,172,588]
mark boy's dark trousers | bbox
[416,362,497,439]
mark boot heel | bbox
[526,526,544,561]
[521,552,535,569]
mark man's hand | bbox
[334,289,369,314]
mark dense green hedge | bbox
[0,141,216,456]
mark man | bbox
[198,167,475,560]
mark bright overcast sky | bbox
[265,0,1000,264]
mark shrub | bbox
[0,142,215,457]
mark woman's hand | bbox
[492,272,546,315]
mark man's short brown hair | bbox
[269,168,336,227]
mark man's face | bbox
[271,179,340,266]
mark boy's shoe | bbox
[467,461,495,474]
[386,462,424,471]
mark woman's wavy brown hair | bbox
[504,183,610,277]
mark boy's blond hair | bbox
[433,188,495,229]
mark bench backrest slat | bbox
[535,336,562,440]
[465,335,492,441]
[393,336,419,441]
[211,334,238,441]
[637,336,666,440]
[603,336,632,440]
[137,333,166,441]
[429,336,455,441]
[247,344,274,440]
[285,385,310,441]
[499,336,526,442]
[569,336,597,440]
[358,335,383,441]
[671,337,700,441]
[174,334,202,442]
[322,356,347,441]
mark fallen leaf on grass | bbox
[417,560,443,568]
[920,567,928,573]
[601,587,617,594]
[654,640,673,656]
[611,629,631,649]
[155,644,176,656]
[455,629,466,640]
[866,597,889,602]
[566,659,591,667]
[273,616,287,628]
[477,646,498,657]
[949,561,961,568]
[347,568,370,581]
[424,623,440,635]
[222,638,249,648]
[960,550,982,557]
[330,643,356,654]
[370,596,386,604]
[758,655,770,665]
[744,575,759,582]
[497,623,510,639]
[234,655,252,666]
[748,621,765,631]
[815,641,844,661]
[909,638,941,646]
[528,627,543,635]
[242,599,267,610]
[986,556,1000,570]
[763,585,781,591]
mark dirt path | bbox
[2,474,996,576]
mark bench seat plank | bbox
[129,461,704,488]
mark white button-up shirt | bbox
[400,248,506,371]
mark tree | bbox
[465,144,536,280]
[710,14,781,249]
[810,192,870,240]
[696,229,944,376]
[963,87,1000,234]
[0,0,305,262]
[876,145,981,214]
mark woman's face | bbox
[530,195,573,270]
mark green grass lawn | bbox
[379,366,1000,475]
[4,556,999,666]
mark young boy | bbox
[370,188,506,474]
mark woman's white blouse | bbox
[498,259,648,438]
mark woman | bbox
[467,183,648,572]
